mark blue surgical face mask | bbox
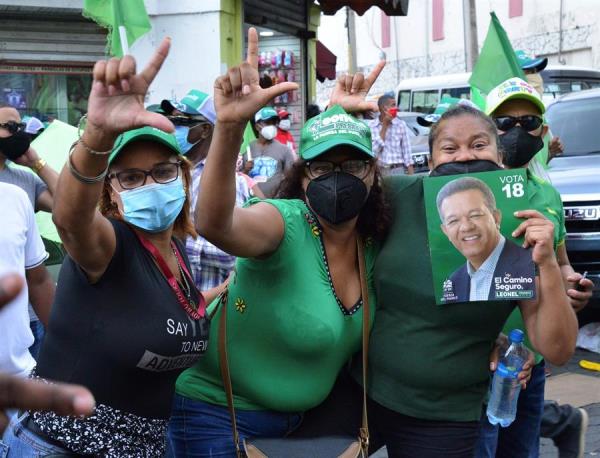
[119,177,186,233]
[174,125,200,154]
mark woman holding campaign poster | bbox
[297,97,579,456]
[425,172,537,304]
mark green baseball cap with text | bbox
[300,105,373,160]
[109,126,182,164]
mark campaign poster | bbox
[423,169,536,305]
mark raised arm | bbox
[195,28,297,258]
[515,210,578,365]
[13,146,59,212]
[52,40,174,281]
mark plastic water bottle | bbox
[502,329,529,372]
[486,329,528,427]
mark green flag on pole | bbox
[83,0,151,57]
[469,12,525,110]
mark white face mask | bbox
[279,119,291,131]
[260,125,278,141]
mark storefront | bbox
[243,0,318,144]
[0,7,105,125]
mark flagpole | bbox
[119,25,130,55]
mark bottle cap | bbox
[509,329,524,344]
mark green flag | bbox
[83,0,151,57]
[469,12,525,109]
[240,123,257,157]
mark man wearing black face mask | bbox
[0,104,58,213]
[473,78,594,458]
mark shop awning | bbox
[316,40,337,82]
[319,0,409,16]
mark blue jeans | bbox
[475,360,546,458]
[167,394,302,458]
[0,411,73,457]
[28,320,45,360]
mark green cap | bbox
[485,77,545,116]
[161,89,216,124]
[300,105,373,160]
[515,50,548,72]
[109,126,182,164]
[254,107,279,123]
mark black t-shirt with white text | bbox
[36,219,209,419]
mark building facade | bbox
[317,0,600,104]
[0,0,320,140]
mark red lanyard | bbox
[136,233,206,319]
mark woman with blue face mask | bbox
[0,40,223,457]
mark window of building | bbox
[0,67,92,126]
[381,11,391,48]
[509,0,523,18]
[432,0,444,41]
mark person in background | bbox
[0,105,59,362]
[475,77,593,458]
[369,94,414,176]
[514,50,564,177]
[0,273,95,418]
[275,109,297,158]
[242,107,294,198]
[306,103,321,120]
[540,401,589,458]
[161,89,254,291]
[0,181,54,436]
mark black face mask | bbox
[499,126,544,168]
[305,172,368,225]
[0,131,31,160]
[429,159,502,177]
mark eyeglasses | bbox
[306,159,372,179]
[493,115,543,132]
[108,161,182,190]
[0,121,26,134]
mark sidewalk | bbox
[540,347,600,457]
[371,348,600,457]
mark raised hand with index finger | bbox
[84,38,175,146]
[329,60,386,113]
[213,28,299,125]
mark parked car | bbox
[546,88,600,314]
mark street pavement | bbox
[371,347,600,457]
[540,347,600,457]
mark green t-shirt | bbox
[176,198,377,412]
[502,170,566,364]
[355,175,515,422]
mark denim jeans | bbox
[0,411,73,457]
[28,320,45,361]
[294,370,478,458]
[475,360,546,458]
[167,394,302,458]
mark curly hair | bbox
[99,153,197,240]
[276,159,391,241]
